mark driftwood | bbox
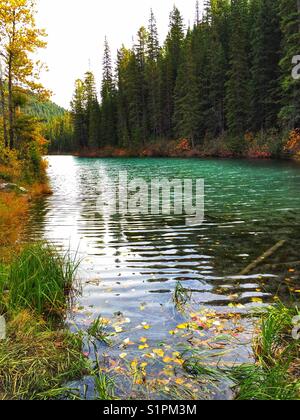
[239,240,286,276]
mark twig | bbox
[239,240,286,276]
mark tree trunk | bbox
[298,0,300,32]
[8,56,14,149]
[8,13,16,150]
[0,61,8,148]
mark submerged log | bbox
[239,240,286,276]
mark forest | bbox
[68,0,300,158]
[1,0,300,402]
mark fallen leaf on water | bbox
[252,298,263,303]
[140,337,148,343]
[119,353,127,359]
[176,323,189,330]
[163,357,173,363]
[123,338,134,346]
[115,326,124,333]
[153,349,165,358]
[139,344,149,350]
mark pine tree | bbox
[71,79,87,149]
[116,47,131,147]
[101,38,117,145]
[195,0,201,26]
[174,35,199,147]
[279,0,300,128]
[226,0,251,136]
[83,71,100,148]
[135,27,149,144]
[249,0,281,132]
[146,10,161,138]
[161,6,185,138]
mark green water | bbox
[27,156,300,399]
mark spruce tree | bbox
[84,71,100,148]
[249,0,281,132]
[174,35,199,147]
[101,37,118,145]
[161,6,185,138]
[226,0,251,136]
[146,10,161,139]
[279,0,300,128]
[71,79,87,149]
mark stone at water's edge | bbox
[0,316,6,340]
[0,183,28,194]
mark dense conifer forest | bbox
[67,0,300,157]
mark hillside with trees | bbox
[69,0,300,158]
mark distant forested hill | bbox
[25,95,66,122]
[23,95,74,153]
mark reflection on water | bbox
[26,156,300,398]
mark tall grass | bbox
[5,243,79,317]
[0,311,87,400]
[231,304,300,400]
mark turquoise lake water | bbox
[27,156,300,399]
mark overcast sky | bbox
[36,0,203,108]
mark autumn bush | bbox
[284,129,300,158]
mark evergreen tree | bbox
[101,38,118,145]
[226,0,251,136]
[174,35,199,147]
[279,0,300,128]
[83,71,100,148]
[71,79,87,149]
[161,6,185,138]
[249,0,281,132]
[146,10,161,138]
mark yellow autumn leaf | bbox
[153,349,165,358]
[176,323,189,330]
[140,337,148,343]
[252,298,263,303]
[139,344,149,350]
[163,356,174,363]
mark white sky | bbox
[36,0,203,108]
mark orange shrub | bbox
[284,129,300,154]
[0,192,29,259]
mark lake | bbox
[26,156,300,399]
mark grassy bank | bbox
[231,304,300,400]
[0,243,88,400]
[0,149,89,400]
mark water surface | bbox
[27,156,300,399]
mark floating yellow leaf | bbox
[252,298,263,303]
[140,362,148,368]
[176,323,189,330]
[131,360,138,370]
[163,357,173,363]
[143,325,151,330]
[140,337,148,343]
[139,344,149,350]
[153,349,165,358]
[175,378,185,385]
